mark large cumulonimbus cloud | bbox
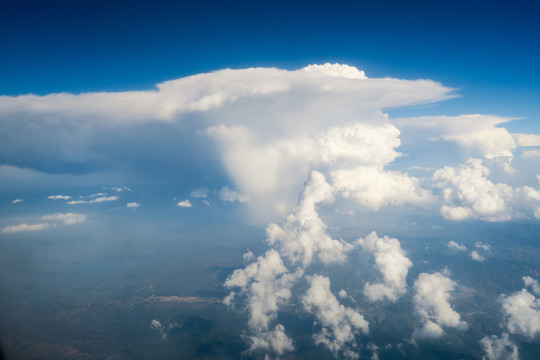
[2,63,539,222]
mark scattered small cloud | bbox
[471,250,485,262]
[190,187,209,198]
[11,199,23,204]
[111,186,132,192]
[448,241,467,251]
[522,150,540,158]
[67,200,88,204]
[127,202,140,209]
[91,196,119,203]
[177,200,192,208]
[90,192,105,197]
[2,223,55,233]
[42,212,86,225]
[476,242,491,251]
[219,186,250,203]
[48,195,72,200]
[150,319,167,340]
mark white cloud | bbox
[177,200,192,208]
[448,241,467,251]
[394,115,525,173]
[91,196,119,203]
[332,166,432,211]
[67,200,88,204]
[480,333,519,360]
[302,275,369,359]
[434,159,514,221]
[502,288,540,339]
[2,223,55,233]
[413,272,467,339]
[219,186,250,203]
[111,186,131,192]
[267,171,352,267]
[42,212,86,225]
[471,250,485,262]
[522,150,540,158]
[89,192,105,197]
[48,195,72,200]
[301,63,367,79]
[513,133,540,147]
[356,231,412,302]
[11,199,23,204]
[224,249,302,356]
[126,202,140,208]
[190,187,209,198]
[523,276,540,296]
[476,242,491,251]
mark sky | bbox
[1,1,540,359]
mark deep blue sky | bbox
[1,0,539,130]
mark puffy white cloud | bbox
[301,63,367,79]
[42,212,86,225]
[302,275,369,359]
[448,241,467,251]
[11,199,23,204]
[480,333,519,360]
[413,272,467,339]
[126,202,140,208]
[523,276,540,296]
[434,158,540,221]
[394,115,524,173]
[219,186,250,203]
[471,250,485,262]
[177,200,192,207]
[48,195,72,200]
[356,231,412,302]
[266,171,352,267]
[2,222,55,233]
[502,281,540,339]
[224,249,302,355]
[434,159,514,221]
[332,166,432,211]
[513,133,540,147]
